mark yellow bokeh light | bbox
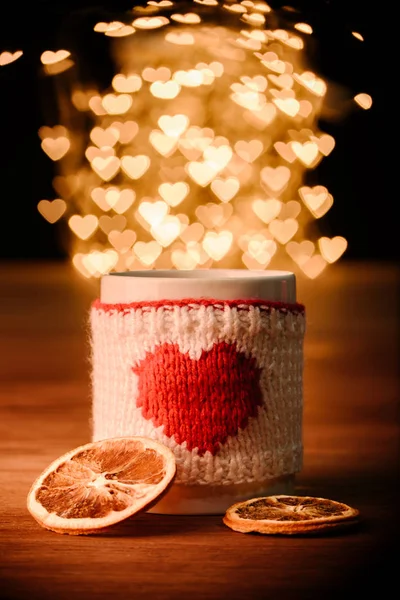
[69,214,98,240]
[40,129,70,161]
[352,31,364,41]
[37,199,66,223]
[150,80,181,98]
[105,25,135,38]
[0,50,23,66]
[294,23,313,35]
[112,74,142,93]
[94,22,125,33]
[40,50,70,65]
[132,16,169,29]
[171,13,201,24]
[37,0,362,279]
[121,155,151,179]
[159,182,190,206]
[354,93,373,110]
[319,236,348,263]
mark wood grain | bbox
[0,261,398,600]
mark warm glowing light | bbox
[40,126,70,161]
[280,200,301,220]
[166,32,195,45]
[231,86,266,110]
[98,215,127,235]
[94,21,126,33]
[202,230,233,261]
[132,16,169,29]
[173,69,204,87]
[211,177,240,202]
[286,240,315,266]
[241,74,268,92]
[241,28,268,42]
[121,155,150,179]
[252,198,282,223]
[148,1,173,7]
[291,141,320,167]
[91,187,136,214]
[352,31,364,41]
[151,215,182,246]
[203,145,233,171]
[242,12,266,26]
[269,30,304,49]
[269,218,298,244]
[224,4,247,14]
[147,0,174,8]
[196,203,233,228]
[37,0,357,279]
[0,50,23,66]
[273,97,300,117]
[186,161,217,186]
[260,53,286,74]
[274,141,296,163]
[44,60,74,75]
[235,139,264,162]
[150,80,181,98]
[108,229,136,252]
[293,71,327,96]
[318,236,348,263]
[40,50,71,65]
[159,182,190,206]
[171,13,201,24]
[158,114,189,137]
[261,166,291,193]
[90,126,120,148]
[102,94,133,114]
[91,156,120,181]
[354,93,372,110]
[300,255,327,279]
[88,95,107,116]
[180,222,204,244]
[105,25,135,37]
[37,199,66,223]
[294,22,313,35]
[86,146,115,163]
[134,240,162,266]
[299,186,334,218]
[69,214,98,240]
[150,130,178,156]
[112,74,142,93]
[142,66,171,82]
[311,134,335,156]
[112,121,139,143]
[268,73,293,89]
[171,247,200,270]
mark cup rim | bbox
[104,269,294,281]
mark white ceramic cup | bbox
[99,269,300,514]
[101,269,296,304]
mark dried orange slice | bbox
[27,437,176,535]
[223,495,360,535]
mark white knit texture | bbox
[90,301,305,486]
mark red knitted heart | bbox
[132,341,263,456]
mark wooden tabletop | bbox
[0,261,398,600]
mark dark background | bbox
[0,0,392,261]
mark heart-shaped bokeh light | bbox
[34,0,372,278]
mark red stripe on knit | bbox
[92,297,305,314]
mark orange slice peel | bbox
[27,436,176,535]
[223,494,360,535]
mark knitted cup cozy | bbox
[90,298,306,486]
